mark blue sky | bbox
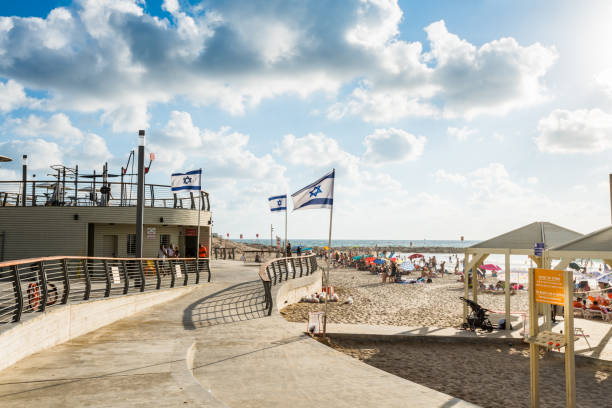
[0,0,611,240]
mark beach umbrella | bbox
[352,255,363,260]
[597,272,612,283]
[480,264,501,271]
[373,259,385,265]
[569,262,581,271]
[409,254,424,260]
[401,261,415,271]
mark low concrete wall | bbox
[274,269,322,312]
[0,285,199,372]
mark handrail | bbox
[0,255,211,325]
[257,254,318,315]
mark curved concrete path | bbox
[0,260,475,407]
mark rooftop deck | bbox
[0,180,210,210]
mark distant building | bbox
[0,164,211,261]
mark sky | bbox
[0,0,611,241]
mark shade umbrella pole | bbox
[323,168,335,337]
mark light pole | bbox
[270,224,274,250]
[21,155,27,207]
[135,130,145,258]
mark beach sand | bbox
[322,338,611,408]
[280,267,530,327]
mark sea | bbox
[230,239,478,248]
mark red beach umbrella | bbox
[409,254,424,260]
[480,264,502,271]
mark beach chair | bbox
[583,308,601,319]
[600,307,612,322]
[573,307,584,318]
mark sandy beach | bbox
[323,337,611,408]
[281,266,530,328]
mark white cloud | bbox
[363,128,425,163]
[330,20,557,122]
[7,113,83,143]
[536,108,612,153]
[0,80,39,112]
[595,68,612,98]
[433,163,607,237]
[162,0,180,15]
[0,2,557,130]
[0,113,112,170]
[447,126,476,141]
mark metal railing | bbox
[0,256,211,325]
[258,254,318,316]
[0,180,210,210]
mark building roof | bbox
[549,225,612,252]
[469,221,583,251]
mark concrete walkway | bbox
[0,260,478,407]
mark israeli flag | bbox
[171,169,201,191]
[269,195,287,212]
[291,169,335,211]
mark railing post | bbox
[38,261,48,311]
[138,260,145,292]
[83,260,91,300]
[12,265,23,322]
[103,260,111,297]
[190,191,195,209]
[291,258,296,279]
[182,259,189,286]
[121,260,129,294]
[61,258,70,304]
[150,184,155,207]
[154,260,161,289]
[169,259,176,288]
[265,281,272,316]
[173,193,178,208]
[195,259,200,284]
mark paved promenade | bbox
[0,260,477,407]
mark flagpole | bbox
[196,168,202,265]
[284,199,288,253]
[323,169,335,336]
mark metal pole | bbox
[21,155,27,207]
[196,169,202,262]
[135,130,145,258]
[323,168,335,336]
[284,204,287,254]
[270,224,273,249]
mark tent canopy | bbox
[549,225,612,261]
[468,221,583,254]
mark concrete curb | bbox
[170,340,228,407]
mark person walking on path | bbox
[286,242,292,257]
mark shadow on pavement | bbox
[183,280,267,330]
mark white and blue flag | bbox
[291,169,335,211]
[171,169,201,191]
[269,195,287,212]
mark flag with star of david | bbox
[171,169,202,191]
[291,169,334,211]
[268,194,287,212]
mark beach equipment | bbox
[409,254,424,260]
[373,259,385,265]
[352,255,363,260]
[569,262,581,271]
[460,297,493,332]
[480,264,501,271]
[400,261,415,271]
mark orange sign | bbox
[534,268,565,305]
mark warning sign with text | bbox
[534,268,565,306]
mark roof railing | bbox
[0,180,210,210]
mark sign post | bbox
[527,268,575,408]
